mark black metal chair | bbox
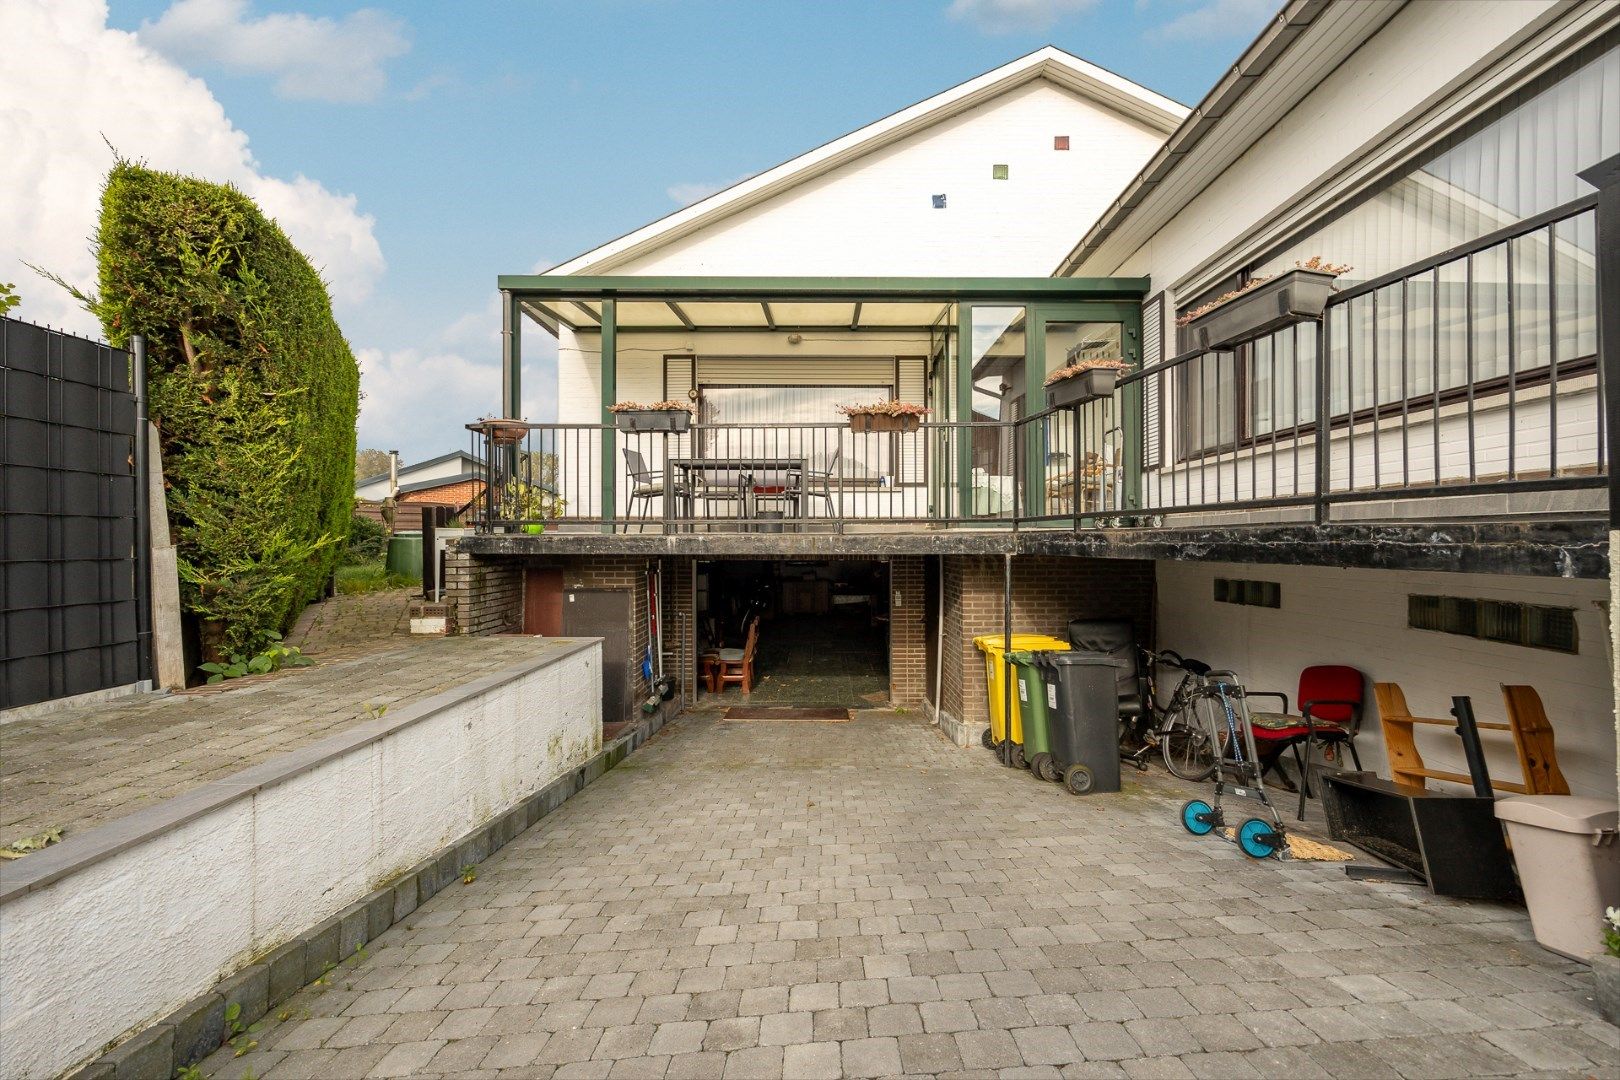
[791,448,841,518]
[621,447,686,532]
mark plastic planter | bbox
[613,409,691,433]
[848,413,922,434]
[1182,268,1338,351]
[1046,367,1122,408]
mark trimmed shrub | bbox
[93,162,359,656]
[344,513,389,564]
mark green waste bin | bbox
[1009,651,1062,782]
[384,530,423,583]
[973,634,1069,766]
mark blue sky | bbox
[18,1,1275,461]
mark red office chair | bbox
[1245,665,1365,819]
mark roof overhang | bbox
[500,275,1152,335]
[1054,0,1406,279]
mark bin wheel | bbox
[1181,799,1215,835]
[1030,753,1059,782]
[981,728,995,750]
[1010,743,1027,770]
[1063,763,1095,795]
[1238,818,1284,859]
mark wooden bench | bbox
[1373,682,1568,795]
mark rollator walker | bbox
[1177,670,1290,859]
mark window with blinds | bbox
[1141,293,1164,469]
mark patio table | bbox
[666,456,808,529]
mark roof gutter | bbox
[1054,0,1335,278]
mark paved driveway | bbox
[202,712,1612,1079]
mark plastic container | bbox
[1494,795,1620,960]
[1008,649,1069,780]
[384,531,423,583]
[973,634,1070,752]
[1032,652,1126,795]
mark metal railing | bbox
[466,197,1609,535]
[1123,195,1606,525]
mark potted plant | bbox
[608,400,695,433]
[1177,257,1352,351]
[475,416,530,445]
[502,479,558,534]
[838,400,930,434]
[1596,907,1620,1025]
[1044,358,1128,408]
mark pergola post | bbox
[955,304,975,521]
[501,290,521,418]
[600,298,618,533]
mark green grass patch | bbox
[334,562,415,595]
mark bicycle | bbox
[1129,649,1221,781]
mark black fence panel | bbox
[2,318,146,710]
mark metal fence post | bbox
[131,334,153,686]
[1313,317,1330,523]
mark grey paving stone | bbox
[842,1036,903,1078]
[780,1041,841,1080]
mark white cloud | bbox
[139,0,408,104]
[946,0,1099,33]
[355,323,559,462]
[0,0,385,336]
[1152,0,1276,42]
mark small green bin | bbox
[384,530,423,583]
[1008,651,1061,782]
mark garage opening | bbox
[696,559,889,707]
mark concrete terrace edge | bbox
[60,684,679,1080]
[0,638,600,904]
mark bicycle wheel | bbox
[1160,701,1218,781]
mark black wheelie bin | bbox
[1032,652,1126,795]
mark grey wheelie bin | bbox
[1032,652,1125,795]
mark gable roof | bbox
[355,449,477,491]
[546,46,1188,277]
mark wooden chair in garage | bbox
[1374,682,1568,795]
[717,618,759,694]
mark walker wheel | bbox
[981,728,995,750]
[1238,818,1283,859]
[1030,753,1059,782]
[1063,763,1095,796]
[1181,799,1215,835]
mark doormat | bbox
[723,707,852,722]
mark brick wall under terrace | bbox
[941,555,1155,728]
[889,556,926,707]
[444,547,523,636]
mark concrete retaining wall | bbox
[0,640,601,1080]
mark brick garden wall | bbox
[443,546,523,636]
[936,555,1155,742]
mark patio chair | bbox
[790,448,841,517]
[1246,665,1366,819]
[717,617,759,694]
[621,447,687,533]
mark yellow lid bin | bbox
[973,634,1070,748]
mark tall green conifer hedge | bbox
[94,162,360,655]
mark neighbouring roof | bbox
[546,46,1189,277]
[355,449,476,491]
[396,473,481,497]
[1053,0,1406,279]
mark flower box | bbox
[848,412,922,434]
[1182,268,1338,351]
[480,418,529,445]
[613,408,691,433]
[1046,367,1122,408]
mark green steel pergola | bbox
[496,275,1151,523]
